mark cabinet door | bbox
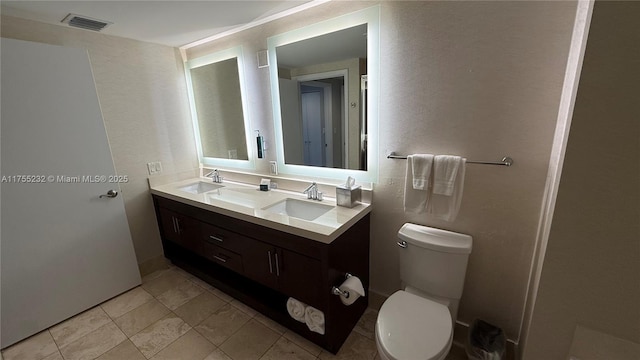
[158,208,199,252]
[276,249,323,306]
[242,239,278,288]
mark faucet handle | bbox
[303,182,322,200]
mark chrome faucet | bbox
[205,169,223,183]
[303,182,323,201]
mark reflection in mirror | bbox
[276,24,367,170]
[268,6,379,182]
[185,47,254,169]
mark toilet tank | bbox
[398,223,472,301]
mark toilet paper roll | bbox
[338,275,365,306]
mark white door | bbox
[301,88,325,167]
[1,38,141,347]
[278,78,304,165]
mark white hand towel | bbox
[304,306,325,335]
[404,155,431,213]
[429,157,466,222]
[433,155,462,195]
[286,297,307,323]
[411,154,434,190]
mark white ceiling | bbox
[277,23,367,68]
[0,1,316,48]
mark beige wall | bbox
[187,1,578,340]
[1,16,198,269]
[522,1,640,358]
[4,1,609,348]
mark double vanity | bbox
[161,5,381,353]
[150,177,371,353]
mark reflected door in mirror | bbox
[275,24,367,171]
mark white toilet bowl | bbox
[375,290,453,360]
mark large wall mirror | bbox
[268,6,379,182]
[185,46,254,169]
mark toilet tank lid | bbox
[398,223,472,254]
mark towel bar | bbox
[387,153,513,167]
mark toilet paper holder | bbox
[331,273,354,298]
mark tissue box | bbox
[260,179,271,191]
[336,185,361,208]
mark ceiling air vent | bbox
[61,14,112,32]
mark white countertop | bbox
[149,177,372,244]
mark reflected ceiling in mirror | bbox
[185,46,254,169]
[268,6,379,182]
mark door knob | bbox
[99,190,118,198]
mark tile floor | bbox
[1,265,468,360]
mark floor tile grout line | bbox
[216,347,234,360]
[255,333,281,360]
[118,302,174,341]
[140,324,214,360]
[99,287,156,322]
[47,329,64,359]
[193,308,254,350]
[262,333,319,360]
[57,320,124,360]
[125,314,190,359]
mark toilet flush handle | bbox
[397,240,407,248]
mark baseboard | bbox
[454,321,519,360]
[367,288,390,311]
[138,255,170,277]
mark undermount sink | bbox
[206,188,268,208]
[178,181,224,194]
[262,198,333,221]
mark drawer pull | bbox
[213,254,228,263]
[175,218,182,235]
[209,235,224,243]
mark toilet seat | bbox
[375,290,453,360]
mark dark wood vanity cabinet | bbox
[158,208,200,253]
[243,243,324,307]
[152,195,370,353]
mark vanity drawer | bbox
[201,241,243,274]
[200,222,249,253]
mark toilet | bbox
[375,223,473,360]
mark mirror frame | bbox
[185,46,255,170]
[268,6,380,183]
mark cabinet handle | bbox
[175,218,182,235]
[172,217,178,233]
[267,251,273,274]
[275,252,280,277]
[208,235,224,243]
[213,254,228,263]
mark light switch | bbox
[147,161,162,175]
